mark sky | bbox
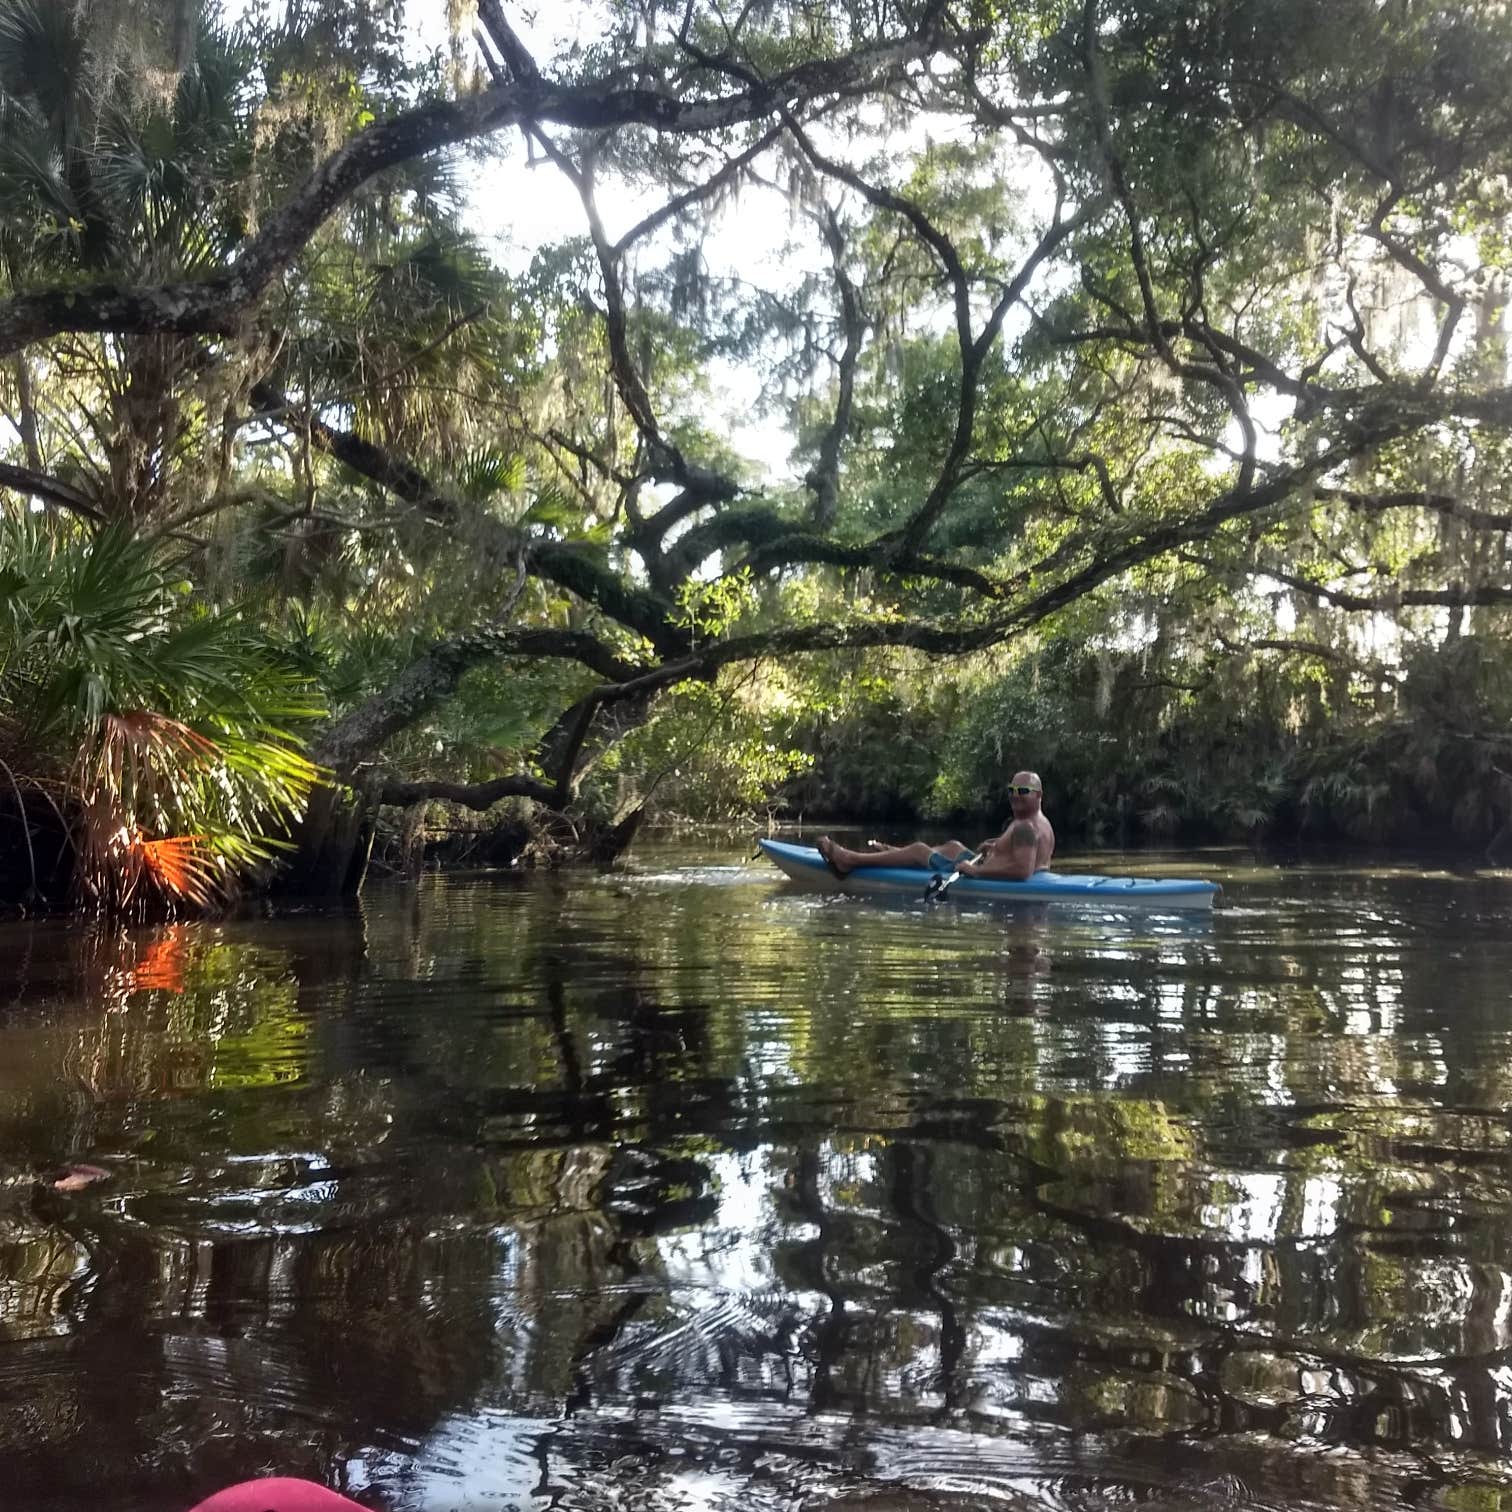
[223,2,1035,486]
[205,1,1108,502]
[453,6,842,482]
[272,0,827,479]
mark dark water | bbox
[2,842,1512,1512]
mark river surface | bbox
[2,840,1511,1512]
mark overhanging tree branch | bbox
[342,438,1484,822]
[0,28,944,359]
[378,773,556,808]
[314,625,641,777]
[1316,487,1512,533]
[731,524,1003,595]
[0,461,103,522]
[1245,564,1512,614]
[249,382,687,654]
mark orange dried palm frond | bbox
[73,710,226,910]
[134,835,220,909]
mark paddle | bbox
[923,849,979,902]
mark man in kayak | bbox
[816,770,1055,881]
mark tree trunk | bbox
[584,804,646,864]
[13,355,42,474]
[273,623,550,898]
[275,779,377,898]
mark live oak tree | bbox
[1,0,1509,898]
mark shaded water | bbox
[2,842,1512,1512]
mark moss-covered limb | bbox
[530,544,685,657]
[376,773,556,809]
[312,626,640,777]
[660,507,1003,597]
[1317,488,1512,534]
[1242,565,1512,614]
[250,383,687,654]
[582,454,1387,701]
[663,507,798,581]
[729,526,1004,596]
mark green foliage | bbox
[762,626,1512,852]
[3,0,1511,880]
[0,0,255,276]
[671,568,758,643]
[0,511,322,908]
[769,648,955,823]
[592,676,813,825]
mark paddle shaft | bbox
[923,849,979,901]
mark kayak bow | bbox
[756,838,1219,910]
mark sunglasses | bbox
[1007,785,1041,797]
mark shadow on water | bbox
[1,843,1511,1510]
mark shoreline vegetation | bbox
[1,1,1509,913]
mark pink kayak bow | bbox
[186,1479,368,1512]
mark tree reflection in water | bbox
[2,848,1512,1511]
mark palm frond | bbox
[0,107,85,248]
[0,0,88,131]
[455,447,524,504]
[0,512,324,911]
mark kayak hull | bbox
[756,838,1220,910]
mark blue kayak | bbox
[757,838,1220,910]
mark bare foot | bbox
[815,835,853,878]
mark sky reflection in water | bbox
[1,844,1511,1511]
